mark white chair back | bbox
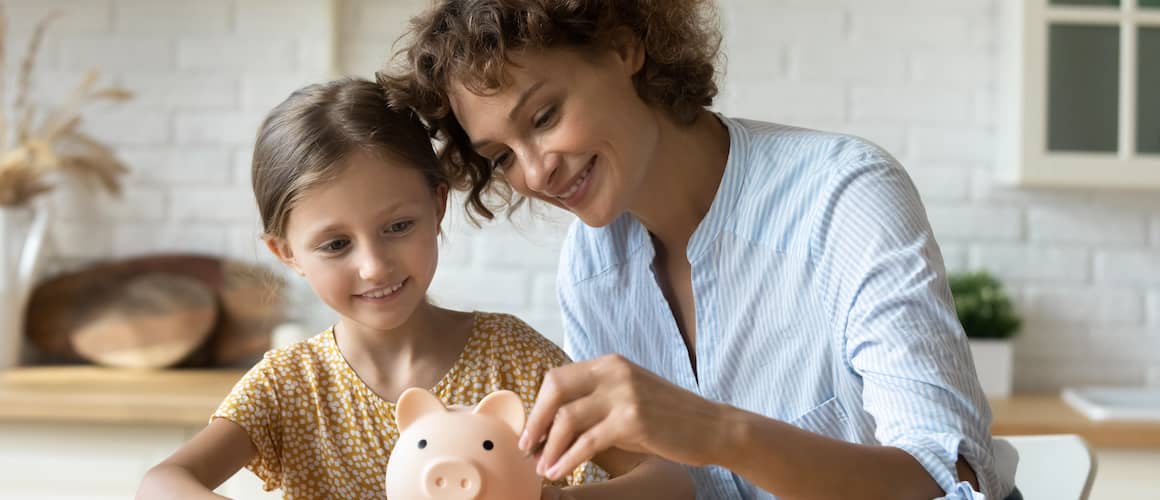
[999,434,1097,500]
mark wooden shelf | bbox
[0,366,246,427]
[4,367,1160,449]
[990,395,1160,449]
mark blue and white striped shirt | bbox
[557,116,1009,499]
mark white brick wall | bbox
[1150,292,1160,326]
[1029,205,1151,245]
[12,0,1160,391]
[1022,287,1145,325]
[113,0,232,35]
[6,0,332,308]
[969,244,1090,283]
[927,205,1024,242]
[1096,250,1160,286]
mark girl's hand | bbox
[521,354,726,480]
[539,485,574,500]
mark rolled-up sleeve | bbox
[813,152,1008,499]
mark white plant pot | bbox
[969,338,1014,398]
[0,204,50,371]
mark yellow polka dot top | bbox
[213,312,605,499]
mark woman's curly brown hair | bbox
[378,0,722,221]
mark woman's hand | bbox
[521,354,726,480]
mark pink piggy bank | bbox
[385,388,541,500]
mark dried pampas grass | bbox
[0,3,133,207]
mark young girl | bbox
[135,78,693,500]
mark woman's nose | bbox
[522,150,563,195]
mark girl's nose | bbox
[357,247,391,282]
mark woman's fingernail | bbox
[519,431,529,450]
[546,464,560,479]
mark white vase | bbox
[0,203,50,371]
[968,338,1014,399]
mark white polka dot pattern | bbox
[213,312,606,498]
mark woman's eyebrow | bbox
[470,80,547,150]
[507,80,546,120]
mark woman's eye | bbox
[319,239,349,253]
[490,151,511,170]
[533,106,556,128]
[387,221,413,233]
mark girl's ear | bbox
[264,236,304,276]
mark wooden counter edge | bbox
[0,366,247,427]
[4,368,1160,449]
[990,395,1160,449]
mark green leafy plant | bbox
[948,271,1021,340]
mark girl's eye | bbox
[533,105,556,129]
[387,221,413,233]
[319,239,349,253]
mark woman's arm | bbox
[524,355,977,500]
[716,404,979,500]
[136,418,257,500]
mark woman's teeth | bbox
[362,281,404,298]
[557,164,592,200]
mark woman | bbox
[381,1,1016,498]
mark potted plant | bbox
[0,6,131,370]
[949,270,1022,398]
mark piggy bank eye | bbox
[482,440,494,451]
[418,439,428,450]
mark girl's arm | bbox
[136,418,257,500]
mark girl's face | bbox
[448,42,659,228]
[268,151,446,334]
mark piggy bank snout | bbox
[422,457,484,499]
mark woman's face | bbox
[448,44,660,228]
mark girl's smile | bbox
[355,277,409,303]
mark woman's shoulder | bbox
[726,116,892,161]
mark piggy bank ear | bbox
[395,388,447,432]
[472,390,526,435]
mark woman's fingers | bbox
[543,418,620,480]
[535,397,608,476]
[521,362,597,452]
[524,354,724,472]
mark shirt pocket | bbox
[788,396,850,439]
